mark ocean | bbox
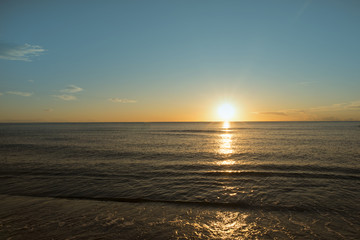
[0,122,359,239]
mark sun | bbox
[218,103,235,121]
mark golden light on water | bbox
[219,159,236,165]
[204,212,250,239]
[217,121,236,166]
[219,133,233,155]
[177,210,256,239]
[222,121,230,129]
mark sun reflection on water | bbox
[205,212,250,239]
[174,210,259,239]
[219,133,233,155]
[222,121,230,129]
[217,121,234,166]
[218,160,236,165]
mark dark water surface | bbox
[0,122,359,239]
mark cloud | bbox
[53,85,82,101]
[310,101,360,112]
[253,111,287,116]
[60,85,83,93]
[109,98,137,103]
[252,100,360,121]
[53,95,77,101]
[346,101,360,110]
[28,80,34,83]
[7,91,33,97]
[0,93,3,96]
[348,105,360,109]
[0,43,45,61]
[44,108,54,112]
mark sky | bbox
[1,0,360,122]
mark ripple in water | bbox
[0,122,359,239]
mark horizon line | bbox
[0,120,359,124]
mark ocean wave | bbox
[1,169,359,181]
[2,144,360,170]
[0,193,321,213]
[200,171,360,180]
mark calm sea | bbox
[0,122,359,239]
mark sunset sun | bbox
[218,103,235,121]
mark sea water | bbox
[0,122,359,239]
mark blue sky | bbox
[1,0,360,121]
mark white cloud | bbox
[53,85,82,101]
[109,98,137,103]
[60,85,83,93]
[7,91,33,97]
[53,95,77,101]
[0,43,45,61]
